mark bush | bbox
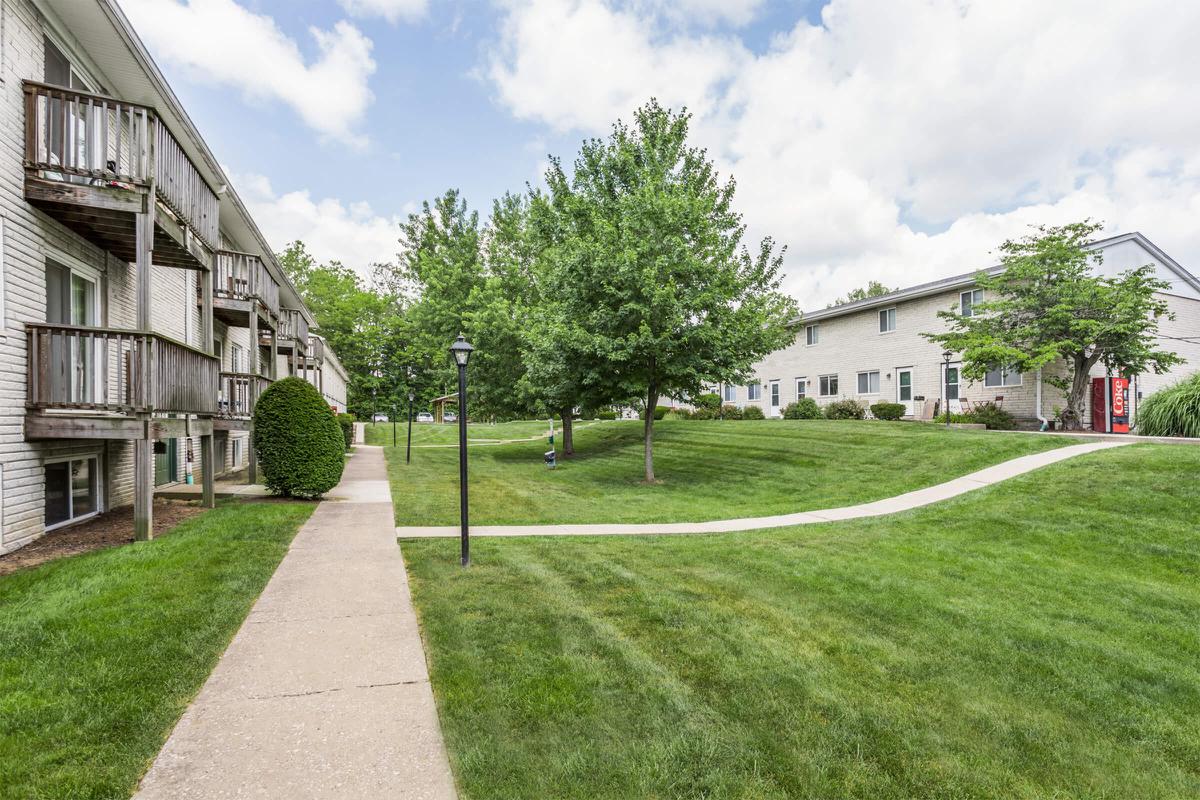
[597,410,617,420]
[934,412,979,424]
[742,405,766,420]
[688,406,716,420]
[335,413,356,450]
[970,402,1016,430]
[720,404,744,420]
[824,399,865,420]
[693,393,721,412]
[783,398,822,420]
[869,402,905,421]
[252,377,345,499]
[1137,373,1200,437]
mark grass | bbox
[0,499,315,800]
[401,443,1200,799]
[384,419,1072,525]
[365,418,564,447]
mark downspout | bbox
[1036,368,1049,431]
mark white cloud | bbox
[233,172,401,277]
[338,0,429,23]
[119,0,375,146]
[485,0,1200,307]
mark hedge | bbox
[869,402,905,421]
[597,410,617,420]
[824,399,865,420]
[336,413,356,450]
[742,405,766,420]
[783,398,822,419]
[252,377,345,499]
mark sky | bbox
[117,0,1200,309]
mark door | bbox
[46,260,98,404]
[154,438,178,486]
[896,368,915,416]
[769,380,781,417]
[45,457,99,529]
[940,362,962,414]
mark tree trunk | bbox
[560,409,574,456]
[644,382,658,483]
[1061,353,1095,430]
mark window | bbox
[984,366,1022,387]
[231,343,246,373]
[944,366,960,400]
[722,384,736,403]
[232,438,243,468]
[806,324,819,345]
[747,383,761,401]
[818,374,838,397]
[857,370,881,394]
[45,456,99,530]
[960,289,984,317]
[796,377,807,399]
[769,380,780,407]
[879,307,896,333]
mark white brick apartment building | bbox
[0,0,345,554]
[734,233,1200,427]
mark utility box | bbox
[1091,376,1131,433]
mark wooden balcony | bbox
[264,308,309,355]
[210,250,280,330]
[25,322,219,440]
[215,372,271,431]
[22,81,219,271]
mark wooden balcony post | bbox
[270,327,278,380]
[134,435,154,540]
[200,432,215,508]
[136,199,154,331]
[201,255,214,355]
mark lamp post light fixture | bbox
[449,335,474,566]
[942,350,953,428]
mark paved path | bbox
[397,439,1131,538]
[136,447,457,800]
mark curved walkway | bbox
[396,439,1131,538]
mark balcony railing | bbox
[27,323,218,414]
[279,309,309,347]
[217,372,271,419]
[214,250,281,318]
[306,335,325,363]
[23,81,219,250]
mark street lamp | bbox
[942,350,953,428]
[449,335,474,566]
[392,403,397,447]
[406,389,415,464]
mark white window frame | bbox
[878,307,896,333]
[806,324,819,346]
[747,383,761,402]
[769,379,780,408]
[856,370,881,395]
[960,289,984,317]
[984,366,1022,388]
[796,377,807,399]
[44,454,103,531]
[722,384,736,403]
[818,374,838,397]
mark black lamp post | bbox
[449,335,474,566]
[406,389,415,465]
[942,350,953,428]
[392,403,397,447]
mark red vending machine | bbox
[1091,376,1130,433]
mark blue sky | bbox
[121,0,1200,307]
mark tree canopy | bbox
[828,280,895,308]
[925,221,1180,429]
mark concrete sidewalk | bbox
[397,439,1131,539]
[136,447,456,799]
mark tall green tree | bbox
[926,221,1180,429]
[539,100,798,480]
[828,280,895,308]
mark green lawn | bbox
[0,499,315,800]
[365,418,566,447]
[385,419,1072,525]
[401,443,1200,799]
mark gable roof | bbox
[795,232,1200,325]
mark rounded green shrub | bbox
[720,404,744,420]
[783,398,822,419]
[336,413,356,450]
[1137,373,1200,438]
[597,410,617,420]
[688,406,716,420]
[742,405,766,420]
[640,405,671,421]
[252,377,345,498]
[869,402,906,421]
[824,399,865,420]
[693,393,721,412]
[969,402,1016,430]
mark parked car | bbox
[416,412,434,423]
[443,412,458,423]
[372,413,388,423]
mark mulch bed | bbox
[0,499,206,577]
